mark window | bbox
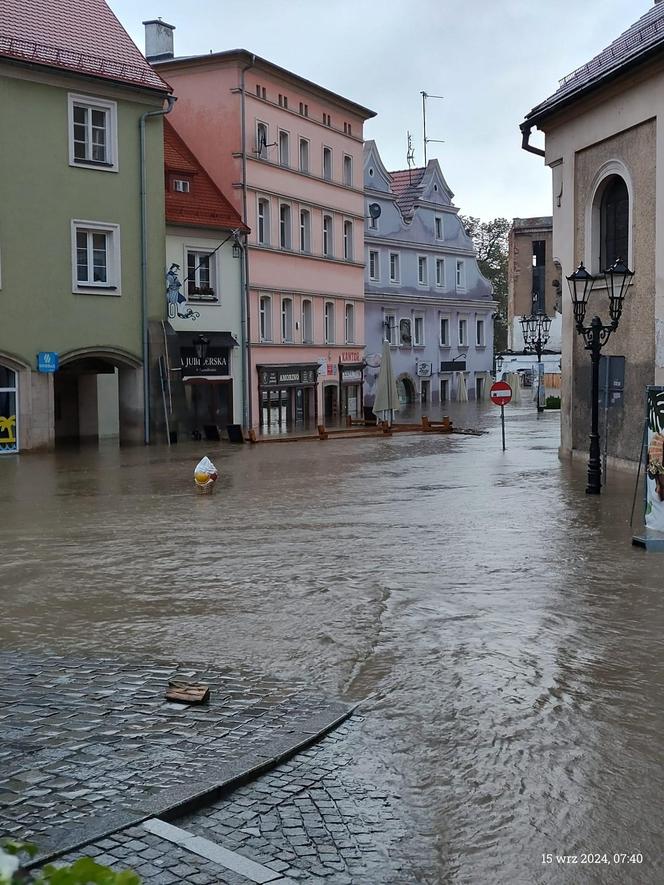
[281,297,293,342]
[343,220,353,260]
[414,315,424,346]
[299,138,309,172]
[325,302,335,343]
[69,94,117,171]
[532,240,546,312]
[72,221,120,293]
[323,112,331,126]
[255,84,266,99]
[399,318,412,346]
[440,378,449,402]
[435,216,443,240]
[436,258,445,288]
[456,260,466,290]
[476,376,485,401]
[369,250,379,281]
[173,179,190,193]
[299,209,311,252]
[384,312,397,345]
[259,295,272,341]
[279,204,291,249]
[186,250,216,300]
[256,121,269,159]
[345,303,355,343]
[476,318,485,346]
[299,101,308,117]
[389,252,400,283]
[302,299,313,343]
[323,147,332,180]
[418,256,428,285]
[279,130,290,167]
[343,155,353,186]
[257,198,270,245]
[458,318,468,346]
[600,175,629,270]
[323,215,333,257]
[439,317,449,346]
[343,121,352,135]
[278,93,288,108]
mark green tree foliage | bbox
[460,216,510,353]
[0,842,140,885]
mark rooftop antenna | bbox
[420,91,445,164]
[406,131,415,183]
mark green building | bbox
[0,0,172,452]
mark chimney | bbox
[143,19,175,62]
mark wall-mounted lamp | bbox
[194,334,210,362]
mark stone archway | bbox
[396,373,416,404]
[55,348,143,445]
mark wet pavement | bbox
[2,400,664,884]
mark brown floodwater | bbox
[1,402,662,884]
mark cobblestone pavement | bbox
[0,652,348,860]
[42,717,406,884]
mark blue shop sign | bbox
[37,352,59,373]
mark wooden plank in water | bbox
[165,681,210,704]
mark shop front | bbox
[178,332,238,439]
[257,363,319,429]
[338,360,365,418]
[0,364,18,453]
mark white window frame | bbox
[299,137,310,173]
[343,154,353,187]
[71,220,121,294]
[414,314,425,347]
[68,93,118,172]
[345,303,355,344]
[299,208,311,253]
[256,120,269,159]
[369,250,379,281]
[435,216,443,240]
[185,247,218,301]
[259,295,272,342]
[389,252,400,283]
[476,318,485,347]
[279,203,292,250]
[456,259,466,290]
[257,197,270,245]
[417,255,428,286]
[323,215,333,257]
[435,258,446,288]
[343,220,353,261]
[324,301,335,344]
[323,146,333,181]
[302,299,313,344]
[384,312,397,345]
[281,296,293,342]
[278,129,290,167]
[439,316,450,346]
[458,317,468,347]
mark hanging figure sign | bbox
[166,264,199,321]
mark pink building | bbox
[147,22,375,429]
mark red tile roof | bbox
[389,167,426,220]
[0,0,169,93]
[164,120,249,232]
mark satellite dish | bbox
[368,203,381,220]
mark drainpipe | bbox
[521,123,545,158]
[139,93,176,445]
[240,55,255,429]
[236,231,249,428]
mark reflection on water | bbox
[1,401,663,884]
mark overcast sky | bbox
[110,0,652,221]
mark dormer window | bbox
[173,179,190,193]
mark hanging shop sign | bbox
[258,364,319,387]
[180,346,229,377]
[37,352,59,373]
[441,360,466,372]
[339,361,365,384]
[416,361,433,377]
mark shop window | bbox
[325,301,335,343]
[187,250,216,300]
[302,299,313,343]
[345,303,355,344]
[260,295,272,341]
[0,365,18,454]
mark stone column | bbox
[118,366,144,445]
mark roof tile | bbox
[389,167,426,220]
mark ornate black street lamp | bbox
[520,312,552,413]
[194,334,210,362]
[566,257,633,495]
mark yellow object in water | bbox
[194,471,210,485]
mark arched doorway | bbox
[0,364,18,453]
[396,375,416,404]
[54,350,142,445]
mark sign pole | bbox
[501,404,506,451]
[489,380,512,451]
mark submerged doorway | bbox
[0,364,18,453]
[185,379,233,438]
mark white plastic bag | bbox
[194,456,218,485]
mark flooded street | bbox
[1,403,663,884]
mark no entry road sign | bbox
[490,380,512,406]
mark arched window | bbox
[600,175,629,270]
[343,220,353,261]
[302,300,313,343]
[257,198,270,245]
[325,302,335,344]
[281,297,293,342]
[259,295,272,341]
[279,204,291,249]
[299,209,311,252]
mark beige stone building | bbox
[507,217,560,352]
[521,1,664,469]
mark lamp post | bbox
[566,258,633,495]
[194,334,210,363]
[520,312,552,413]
